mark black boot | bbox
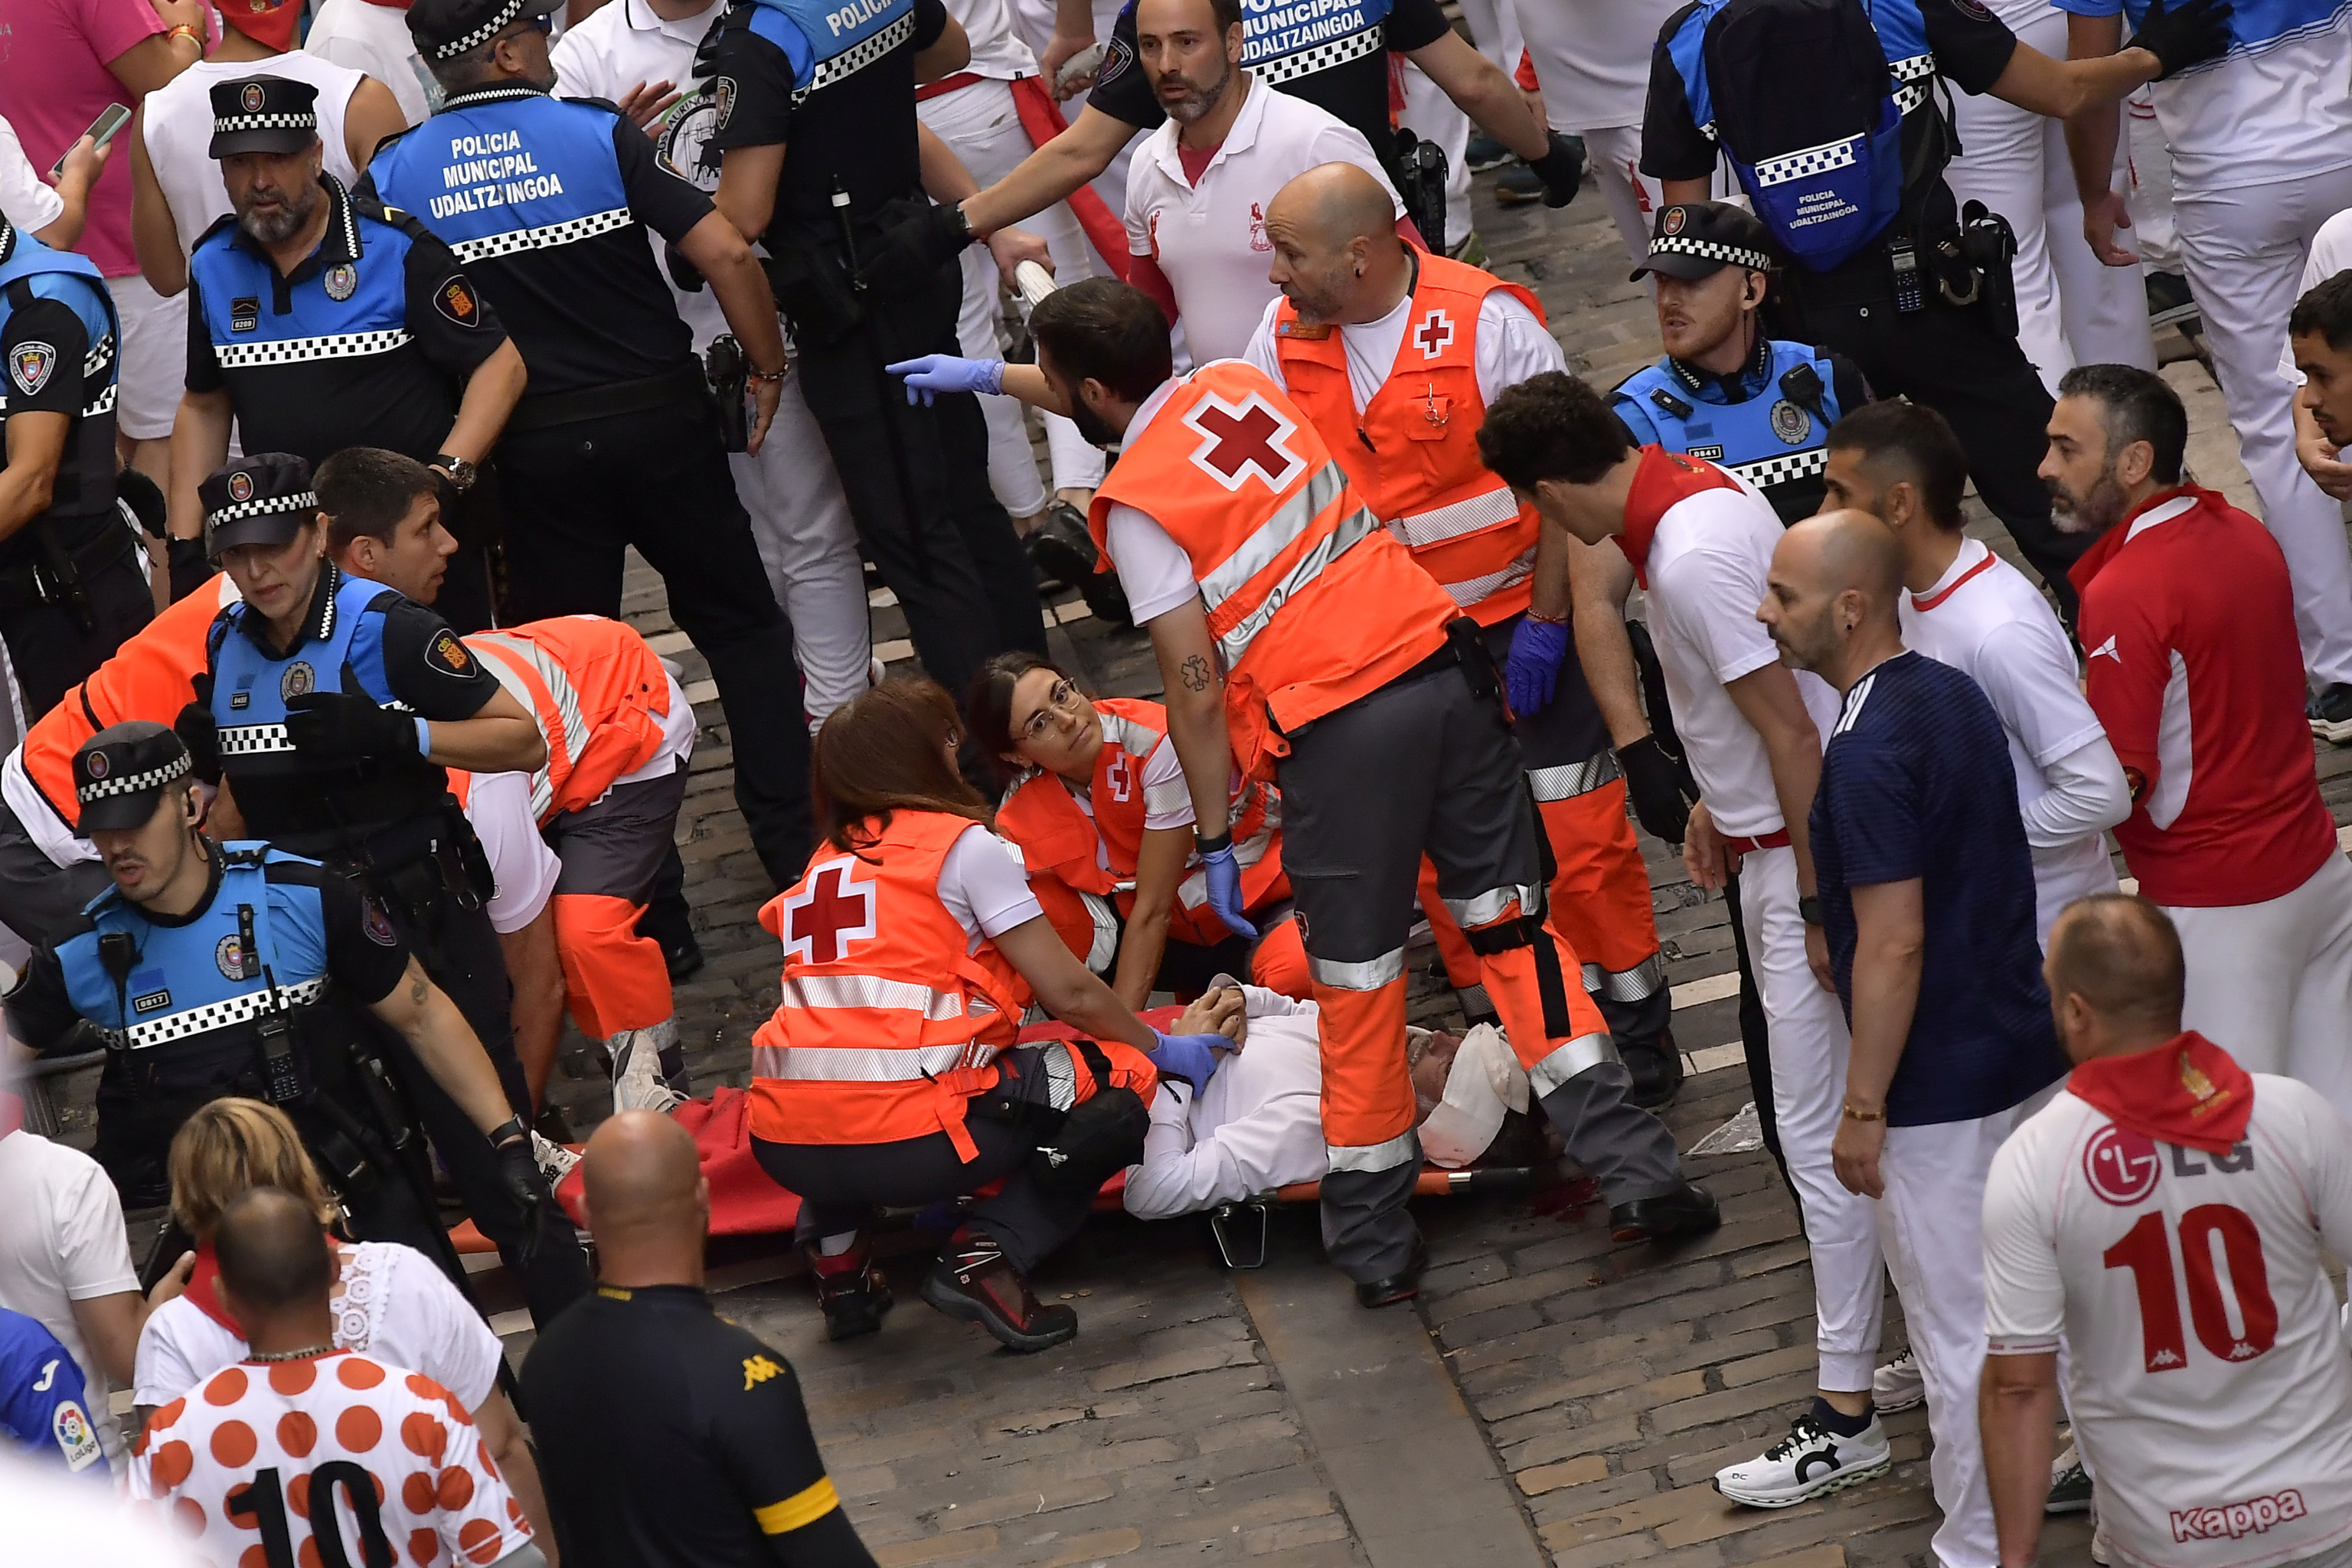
[1620,1032,1686,1109]
[1607,1181,1721,1244]
[919,1225,1077,1351]
[805,1234,893,1341]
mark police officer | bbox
[2,721,555,1285]
[364,0,816,887]
[697,0,1055,708]
[181,453,590,1325]
[166,75,530,631]
[1640,0,2230,620]
[1613,204,1871,526]
[0,216,153,720]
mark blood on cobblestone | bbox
[1527,1175,1601,1222]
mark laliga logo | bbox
[2083,1123,2161,1206]
[2172,1490,2307,1543]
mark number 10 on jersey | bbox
[2105,1204,2279,1373]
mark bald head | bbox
[2046,894,2184,1060]
[583,1110,703,1234]
[1265,163,1411,325]
[1271,163,1396,250]
[1802,509,1906,606]
[1759,510,1907,682]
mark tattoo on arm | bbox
[408,963,430,1007]
[1178,655,1213,693]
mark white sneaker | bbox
[1872,1347,1926,1413]
[531,1132,582,1185]
[611,1024,686,1116]
[1713,1413,1891,1508]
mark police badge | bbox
[1769,399,1812,446]
[242,83,266,113]
[325,263,358,301]
[281,662,316,700]
[228,470,254,502]
[8,341,55,397]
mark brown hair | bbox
[813,679,992,851]
[168,1098,338,1240]
[2046,893,2185,1034]
[315,446,438,555]
[965,650,1067,786]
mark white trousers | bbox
[1878,1084,2055,1568]
[1397,58,1473,251]
[921,75,1106,509]
[2174,164,2352,688]
[2162,851,2352,1122]
[729,383,872,726]
[1942,11,2153,391]
[108,271,188,442]
[1740,845,1884,1393]
[2123,90,2181,276]
[1455,0,1524,74]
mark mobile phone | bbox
[51,103,131,181]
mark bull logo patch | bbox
[8,341,55,397]
[242,83,266,113]
[325,263,357,302]
[281,662,315,700]
[1769,399,1811,445]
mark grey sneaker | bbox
[1871,1347,1926,1413]
[611,1023,686,1116]
[2309,683,2352,744]
[2048,1443,2092,1514]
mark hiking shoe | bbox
[807,1236,894,1341]
[1872,1345,1926,1413]
[611,1026,686,1116]
[919,1226,1077,1352]
[1714,1413,1891,1508]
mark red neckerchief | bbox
[1615,446,1740,589]
[0,1094,20,1138]
[2069,1031,2255,1156]
[2065,485,2209,599]
[185,1244,244,1335]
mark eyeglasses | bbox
[1017,679,1085,744]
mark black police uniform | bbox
[185,76,511,632]
[523,1283,880,1568]
[361,32,813,888]
[0,220,154,719]
[1641,0,2088,615]
[698,0,1049,707]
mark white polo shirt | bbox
[1635,464,1838,839]
[142,54,367,263]
[1122,74,1401,366]
[1238,282,1563,412]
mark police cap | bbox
[407,0,564,62]
[1632,202,1777,283]
[201,453,318,560]
[74,722,193,836]
[208,74,320,159]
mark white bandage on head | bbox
[1418,1024,1531,1169]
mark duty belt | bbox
[502,359,708,433]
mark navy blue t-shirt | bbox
[1809,651,2065,1126]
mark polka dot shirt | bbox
[128,1351,531,1568]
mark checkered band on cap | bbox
[205,489,317,531]
[433,0,531,58]
[213,109,316,136]
[1647,234,1775,273]
[78,753,190,805]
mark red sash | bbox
[1007,77,1132,283]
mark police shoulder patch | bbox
[361,897,399,946]
[1097,36,1132,83]
[426,629,474,677]
[436,276,482,328]
[8,341,56,397]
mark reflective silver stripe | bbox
[779,973,966,1019]
[1583,953,1668,1004]
[1440,545,1537,609]
[1214,503,1380,669]
[1528,752,1622,802]
[1307,947,1405,991]
[1444,884,1543,929]
[1079,890,1119,974]
[1040,1040,1080,1112]
[449,207,635,265]
[1527,1032,1620,1097]
[1325,1129,1419,1174]
[219,724,296,756]
[1097,711,1158,756]
[795,12,916,103]
[1726,449,1828,490]
[1198,462,1349,611]
[1255,24,1381,87]
[214,329,413,368]
[466,632,593,822]
[100,978,328,1051]
[752,1040,997,1082]
[1390,485,1519,550]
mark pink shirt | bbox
[0,0,166,276]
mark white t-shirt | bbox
[0,1130,140,1468]
[1899,537,2125,936]
[142,54,367,262]
[936,0,1037,80]
[1123,986,1325,1219]
[0,115,64,234]
[1513,0,1683,132]
[939,825,1045,950]
[1240,283,1563,415]
[1640,475,1841,838]
[1983,1076,2352,1568]
[305,0,437,129]
[2280,207,2352,384]
[2122,5,2352,193]
[1122,75,1402,366]
[133,1240,504,1413]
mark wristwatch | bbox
[1798,895,1825,926]
[433,455,478,495]
[943,201,977,246]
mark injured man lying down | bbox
[1122,982,1549,1221]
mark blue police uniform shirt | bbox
[1808,650,2066,1126]
[0,1307,103,1475]
[205,562,506,851]
[0,219,120,530]
[185,174,508,466]
[364,87,716,396]
[1614,338,1866,522]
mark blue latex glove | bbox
[1149,1031,1229,1094]
[1505,616,1571,717]
[884,354,1004,405]
[1200,842,1259,939]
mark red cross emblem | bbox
[1106,753,1132,803]
[1182,390,1305,493]
[780,858,877,965]
[1415,309,1454,361]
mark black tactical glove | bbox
[2134,0,2233,79]
[1618,733,1694,845]
[175,675,220,785]
[488,1118,550,1269]
[284,690,419,768]
[1528,131,1586,209]
[165,537,215,604]
[865,201,975,296]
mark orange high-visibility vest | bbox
[21,579,235,831]
[462,616,671,825]
[993,697,1284,946]
[1087,361,1461,779]
[1275,253,1545,626]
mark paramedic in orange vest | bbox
[747,680,1226,1354]
[1240,163,1683,1109]
[967,649,1312,1005]
[891,278,1720,1308]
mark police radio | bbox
[240,903,305,1107]
[1889,239,1926,315]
